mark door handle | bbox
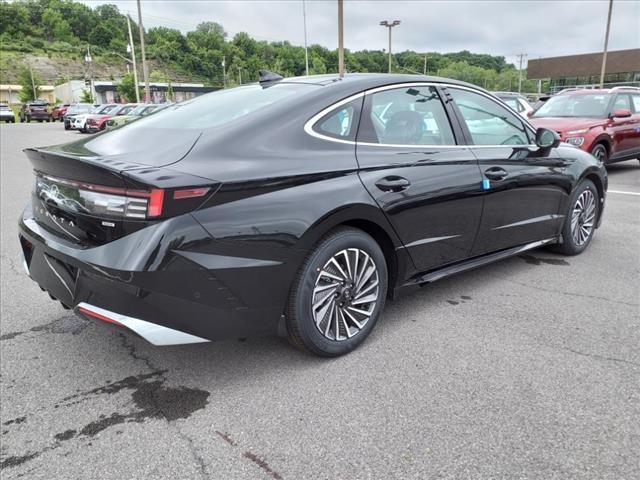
[484,167,508,181]
[375,176,411,192]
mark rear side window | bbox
[449,88,529,145]
[359,86,455,145]
[312,98,362,141]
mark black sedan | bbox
[19,73,607,356]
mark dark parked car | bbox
[19,101,51,122]
[530,86,640,165]
[19,73,607,356]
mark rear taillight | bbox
[36,174,213,220]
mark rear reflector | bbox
[173,187,210,200]
[78,306,123,326]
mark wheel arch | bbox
[297,204,410,296]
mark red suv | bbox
[530,87,640,165]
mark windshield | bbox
[533,93,612,118]
[126,83,317,130]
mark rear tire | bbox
[286,227,388,357]
[548,179,599,256]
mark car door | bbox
[445,86,568,256]
[356,84,484,273]
[610,93,640,159]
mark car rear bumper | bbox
[18,203,285,345]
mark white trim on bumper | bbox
[77,302,210,346]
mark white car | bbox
[493,92,534,119]
[0,104,15,123]
[73,104,117,132]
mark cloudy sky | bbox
[80,0,639,66]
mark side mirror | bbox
[535,127,560,149]
[527,110,534,118]
[611,108,631,118]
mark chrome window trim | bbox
[303,81,537,148]
[303,92,365,145]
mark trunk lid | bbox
[25,130,218,247]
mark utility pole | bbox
[222,56,226,88]
[380,20,401,73]
[516,53,527,93]
[29,66,37,101]
[423,54,427,75]
[237,66,242,85]
[85,46,95,102]
[126,14,140,103]
[599,0,614,89]
[303,0,309,76]
[136,0,150,103]
[337,0,344,78]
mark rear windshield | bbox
[125,83,317,130]
[533,93,612,118]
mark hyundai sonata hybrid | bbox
[19,73,607,356]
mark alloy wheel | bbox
[311,248,379,341]
[571,189,596,246]
[591,144,607,164]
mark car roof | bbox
[280,72,482,91]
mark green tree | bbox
[42,8,73,42]
[117,73,141,102]
[17,67,41,102]
[80,88,93,103]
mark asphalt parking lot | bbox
[1,122,639,479]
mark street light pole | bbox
[516,52,527,93]
[599,0,614,89]
[126,14,140,103]
[380,20,400,73]
[303,0,309,76]
[222,56,226,88]
[338,0,344,78]
[136,0,150,103]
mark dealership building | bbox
[53,80,219,104]
[527,48,640,93]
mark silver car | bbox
[0,104,16,123]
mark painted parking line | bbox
[608,190,640,196]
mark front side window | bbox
[359,86,455,145]
[449,88,529,145]
[613,94,631,111]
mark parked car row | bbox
[60,102,169,133]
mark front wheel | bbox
[286,227,388,357]
[549,179,599,256]
[590,143,608,165]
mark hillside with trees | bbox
[0,0,539,92]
